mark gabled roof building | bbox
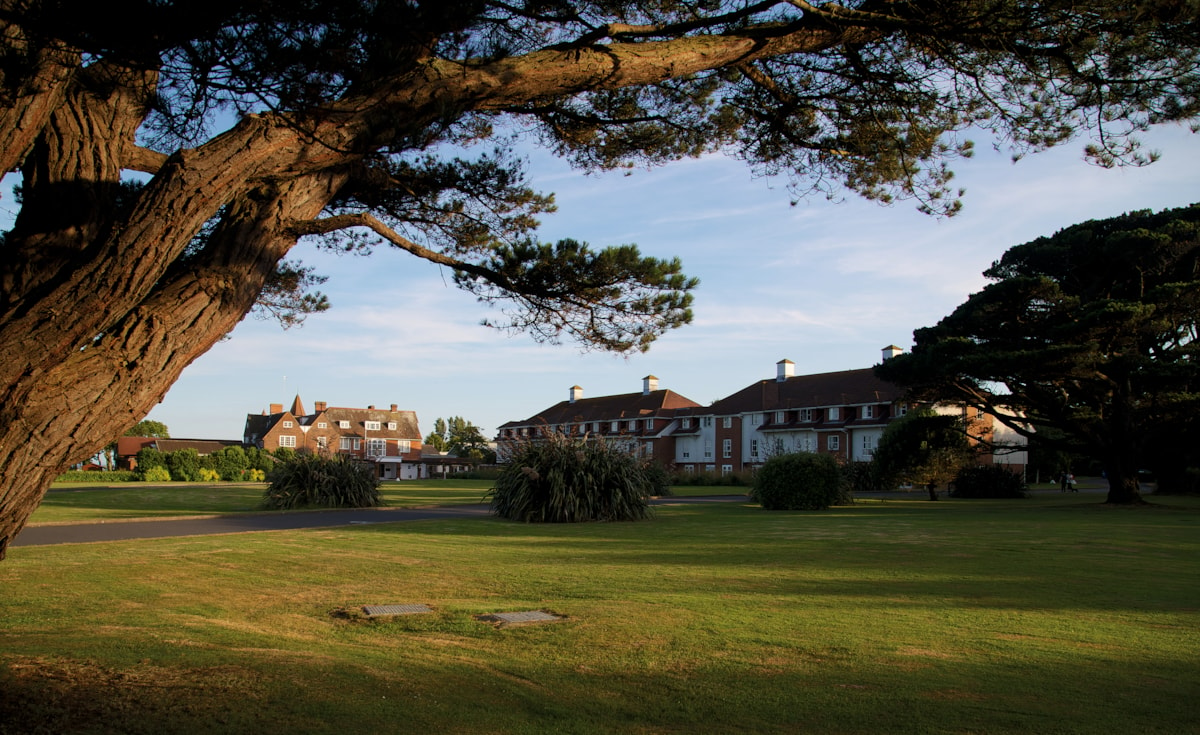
[244,395,425,480]
[495,347,1027,476]
[496,376,702,466]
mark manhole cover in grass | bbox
[362,604,432,617]
[477,610,562,626]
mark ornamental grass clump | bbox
[263,453,382,510]
[488,435,655,522]
[751,452,843,510]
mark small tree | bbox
[751,453,843,511]
[870,409,974,500]
[488,435,654,523]
[165,449,202,482]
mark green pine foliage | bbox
[751,452,843,511]
[951,465,1029,498]
[262,453,382,510]
[488,436,656,522]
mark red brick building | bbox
[495,376,701,465]
[243,395,424,479]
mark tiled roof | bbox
[116,437,240,456]
[712,368,904,415]
[509,389,701,427]
[243,398,423,442]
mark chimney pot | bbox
[270,403,283,414]
[390,404,398,412]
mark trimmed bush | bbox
[751,452,842,510]
[263,453,382,510]
[245,468,267,482]
[950,464,1029,498]
[488,436,654,523]
[54,470,139,483]
[141,466,172,483]
[198,468,221,482]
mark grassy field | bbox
[2,490,1196,733]
[32,480,746,524]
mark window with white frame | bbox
[861,434,875,455]
[317,422,327,429]
[827,435,840,451]
[681,418,691,429]
[862,405,875,419]
[704,442,713,458]
[721,464,733,475]
[897,404,908,417]
[702,417,713,427]
[367,438,386,457]
[775,410,786,423]
[611,421,619,432]
[645,418,654,430]
[387,422,397,430]
[339,437,354,450]
[365,420,381,431]
[397,440,410,453]
[722,438,732,458]
[278,435,296,447]
[682,450,690,458]
[799,408,813,422]
[316,436,327,449]
[722,416,732,428]
[282,421,293,428]
[751,439,758,457]
[828,407,840,421]
[339,420,350,429]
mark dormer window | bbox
[828,407,840,421]
[800,409,813,422]
[387,422,397,430]
[862,405,875,419]
[365,421,381,431]
[339,420,350,429]
[681,418,691,429]
[775,411,786,424]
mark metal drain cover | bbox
[481,610,562,625]
[362,604,432,617]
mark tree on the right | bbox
[876,204,1200,504]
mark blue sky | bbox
[6,124,1198,441]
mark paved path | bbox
[12,495,750,548]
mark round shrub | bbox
[950,464,1029,498]
[198,468,221,482]
[751,452,842,510]
[488,436,654,523]
[263,453,382,510]
[141,466,172,483]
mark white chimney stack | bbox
[882,345,904,362]
[776,359,794,382]
[643,375,659,395]
[569,385,583,403]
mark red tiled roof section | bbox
[712,368,904,414]
[515,389,701,426]
[318,406,422,441]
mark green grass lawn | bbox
[3,493,1197,733]
[32,480,742,524]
